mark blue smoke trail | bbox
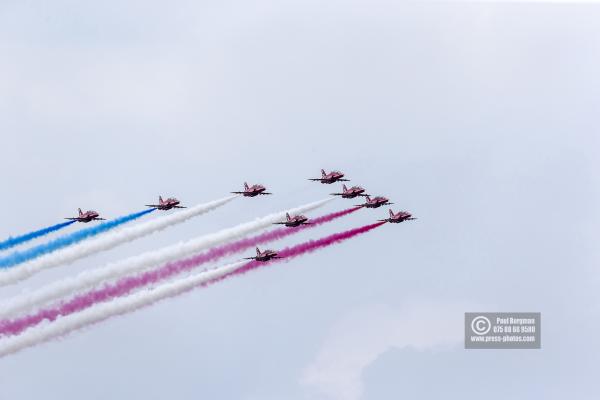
[0,221,76,252]
[0,209,155,269]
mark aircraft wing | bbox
[93,218,107,221]
[272,222,287,225]
[259,192,272,195]
[337,178,350,181]
[64,217,82,221]
[174,206,187,208]
[145,204,160,208]
[308,178,324,182]
[230,191,246,194]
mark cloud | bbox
[300,301,469,400]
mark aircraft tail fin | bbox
[159,196,164,204]
[342,184,347,192]
[321,169,326,177]
[244,182,249,190]
[286,212,291,221]
[389,209,394,217]
[256,247,261,256]
[78,208,83,216]
[365,195,371,201]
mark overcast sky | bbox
[0,1,598,399]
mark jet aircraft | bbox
[273,213,310,227]
[145,196,186,210]
[330,184,368,199]
[232,182,272,197]
[244,247,282,262]
[309,169,349,184]
[379,209,416,223]
[356,195,393,209]
[65,208,106,223]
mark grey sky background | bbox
[0,1,598,399]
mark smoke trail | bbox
[0,209,155,270]
[0,196,237,286]
[0,221,76,252]
[0,222,383,356]
[221,222,386,280]
[0,207,360,335]
[0,261,247,357]
[0,198,334,315]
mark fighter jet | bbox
[356,195,393,209]
[65,208,106,223]
[330,184,368,199]
[244,247,282,262]
[145,196,186,210]
[379,209,416,223]
[273,213,310,227]
[309,169,350,184]
[232,182,272,197]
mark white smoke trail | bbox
[0,198,333,317]
[0,261,247,357]
[0,196,237,287]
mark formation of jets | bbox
[241,169,415,262]
[64,169,415,263]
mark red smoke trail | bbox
[0,207,361,336]
[205,221,386,285]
